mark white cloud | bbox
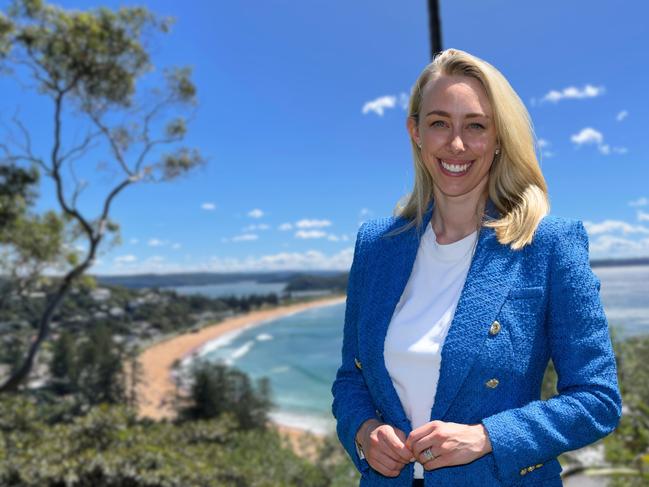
[583,219,649,236]
[248,208,264,219]
[207,247,355,271]
[537,139,554,158]
[114,254,137,264]
[232,233,259,242]
[616,110,628,122]
[201,202,216,211]
[171,243,182,250]
[295,230,327,239]
[571,127,603,146]
[91,245,371,274]
[243,223,270,232]
[589,235,649,258]
[326,233,350,242]
[295,219,332,229]
[278,223,293,231]
[147,255,165,263]
[542,84,605,103]
[570,127,617,155]
[629,197,648,207]
[398,92,409,110]
[637,211,649,222]
[362,95,396,116]
[148,238,166,247]
[129,238,139,245]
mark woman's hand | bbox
[405,420,493,471]
[356,419,415,477]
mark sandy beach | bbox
[135,295,345,455]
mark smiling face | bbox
[408,74,499,202]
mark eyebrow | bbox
[424,110,490,119]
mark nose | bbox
[449,133,466,154]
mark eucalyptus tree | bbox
[0,0,205,391]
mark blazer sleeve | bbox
[331,222,380,476]
[480,220,622,483]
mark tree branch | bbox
[49,91,95,240]
[88,112,134,177]
[59,130,102,165]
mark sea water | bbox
[190,266,649,435]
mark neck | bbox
[430,186,488,245]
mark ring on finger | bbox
[422,448,435,461]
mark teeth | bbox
[441,160,472,173]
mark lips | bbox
[438,158,474,176]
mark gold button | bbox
[527,466,535,472]
[354,357,362,370]
[489,320,501,335]
[520,468,527,476]
[535,463,543,468]
[485,378,499,388]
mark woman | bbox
[331,49,622,487]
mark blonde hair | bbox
[389,48,549,250]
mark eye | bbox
[430,120,447,128]
[468,122,486,130]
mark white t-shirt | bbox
[384,220,478,479]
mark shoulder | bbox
[533,214,591,267]
[534,214,579,238]
[356,215,413,249]
[533,214,588,247]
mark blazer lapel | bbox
[360,201,435,429]
[430,206,522,421]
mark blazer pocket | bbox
[503,287,545,317]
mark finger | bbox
[416,445,441,465]
[411,432,437,459]
[373,451,404,477]
[394,428,416,462]
[406,420,439,449]
[384,429,415,463]
[422,454,449,471]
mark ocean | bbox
[179,265,649,435]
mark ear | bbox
[406,116,420,147]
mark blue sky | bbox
[1,0,648,274]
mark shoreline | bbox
[135,295,346,444]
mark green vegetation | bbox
[0,397,331,486]
[0,276,358,485]
[284,273,348,293]
[539,329,649,484]
[604,335,649,486]
[178,361,273,430]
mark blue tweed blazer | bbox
[331,200,622,486]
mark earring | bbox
[417,142,422,149]
[495,148,500,155]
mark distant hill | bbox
[91,258,648,289]
[591,257,649,268]
[94,271,346,289]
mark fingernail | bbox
[410,457,415,462]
